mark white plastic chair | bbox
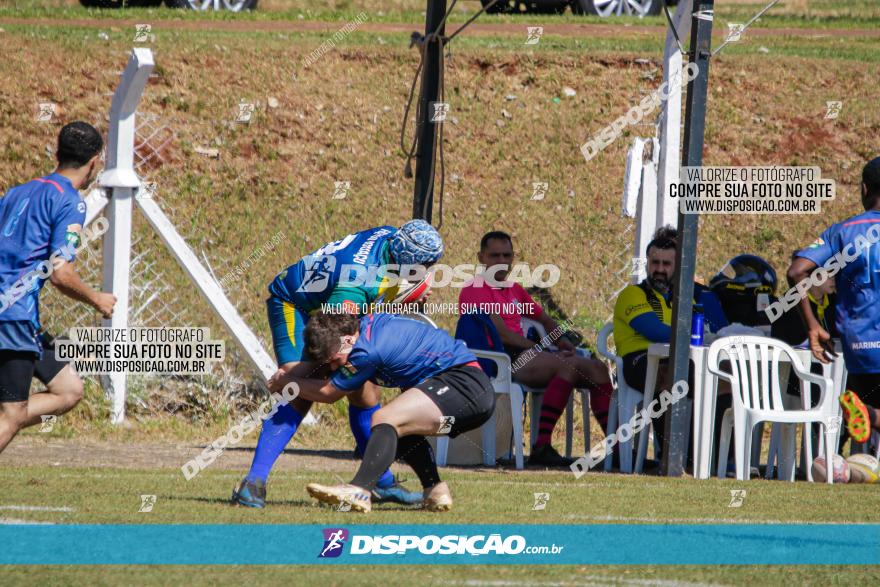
[435,348,525,470]
[596,321,648,473]
[765,348,848,481]
[409,312,525,470]
[707,336,837,483]
[519,317,590,459]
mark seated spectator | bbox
[613,226,728,466]
[458,231,613,468]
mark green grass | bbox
[1,0,879,30]
[2,10,879,424]
[3,21,879,63]
[2,463,879,584]
[2,10,880,584]
[10,463,880,525]
[2,564,877,586]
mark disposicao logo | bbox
[319,528,349,558]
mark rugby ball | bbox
[846,454,879,484]
[392,274,432,304]
[811,454,850,483]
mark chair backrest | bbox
[597,321,625,368]
[596,321,632,393]
[455,312,504,378]
[410,312,439,329]
[596,322,616,363]
[707,335,810,413]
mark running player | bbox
[0,122,117,454]
[788,157,880,450]
[232,220,443,508]
[266,311,495,513]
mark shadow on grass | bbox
[164,494,315,508]
[218,446,358,462]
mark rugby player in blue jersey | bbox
[232,220,444,508]
[0,122,117,454]
[265,312,495,512]
[788,157,880,449]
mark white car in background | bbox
[481,0,673,16]
[79,0,258,10]
[81,0,673,16]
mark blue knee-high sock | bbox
[246,403,305,483]
[349,404,394,489]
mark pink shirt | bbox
[458,277,542,336]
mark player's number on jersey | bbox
[862,241,880,285]
[315,234,356,257]
[3,198,29,237]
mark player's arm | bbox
[325,287,369,313]
[50,257,116,318]
[269,350,377,403]
[617,286,671,343]
[267,368,347,403]
[516,287,576,351]
[487,313,538,352]
[49,204,117,318]
[533,310,577,351]
[629,314,671,342]
[460,284,535,351]
[273,375,346,404]
[787,256,833,362]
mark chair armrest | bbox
[791,367,834,408]
[596,339,617,364]
[470,349,511,369]
[471,349,513,389]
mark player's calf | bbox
[0,401,29,453]
[23,365,83,428]
[0,350,40,453]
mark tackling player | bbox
[232,220,443,508]
[0,122,117,454]
[266,312,495,513]
[788,157,880,450]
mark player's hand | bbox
[94,292,117,319]
[556,337,576,352]
[267,368,287,393]
[415,286,432,303]
[808,326,835,363]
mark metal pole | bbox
[411,0,447,222]
[662,0,714,476]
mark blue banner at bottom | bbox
[1,524,878,565]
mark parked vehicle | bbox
[79,0,258,11]
[481,0,673,16]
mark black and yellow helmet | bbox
[709,255,778,294]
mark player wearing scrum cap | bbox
[233,220,444,508]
